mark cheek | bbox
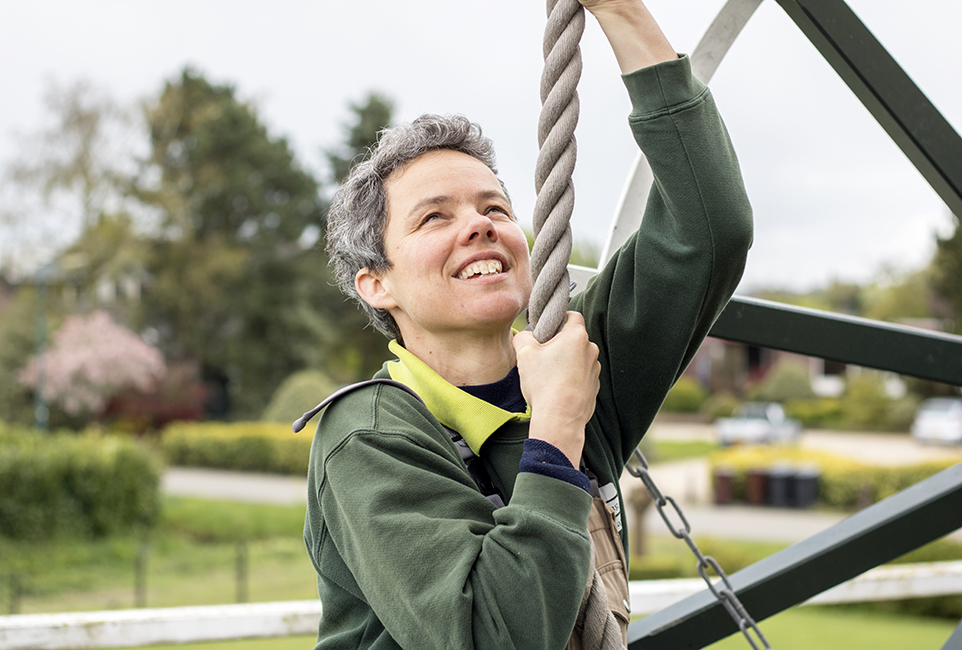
[393,238,448,282]
[520,269,533,301]
[512,239,532,279]
[505,226,531,261]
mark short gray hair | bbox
[325,114,501,340]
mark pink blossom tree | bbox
[19,311,166,418]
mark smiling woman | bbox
[302,1,753,649]
[355,149,532,372]
[325,115,502,343]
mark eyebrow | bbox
[404,189,511,224]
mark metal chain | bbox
[626,448,772,650]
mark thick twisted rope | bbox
[575,537,628,650]
[534,2,627,649]
[530,0,583,343]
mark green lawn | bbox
[1,497,317,614]
[4,494,960,650]
[706,607,957,650]
[650,439,718,462]
[111,608,957,650]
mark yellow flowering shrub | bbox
[709,446,961,509]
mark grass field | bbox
[650,439,719,462]
[4,491,960,649]
[705,607,957,649]
[109,608,957,650]
[1,497,317,614]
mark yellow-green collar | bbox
[386,339,530,455]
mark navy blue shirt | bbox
[459,368,590,493]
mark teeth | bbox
[458,259,503,280]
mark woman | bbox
[303,1,753,648]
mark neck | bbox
[399,325,516,386]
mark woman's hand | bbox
[575,0,677,74]
[513,312,601,467]
[577,0,628,11]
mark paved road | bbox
[162,422,962,544]
[645,419,962,467]
[163,466,307,505]
[629,421,962,543]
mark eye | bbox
[419,212,443,226]
[485,205,512,219]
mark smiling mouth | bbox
[457,259,504,280]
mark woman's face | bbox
[359,149,532,342]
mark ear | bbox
[355,267,398,311]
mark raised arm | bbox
[579,0,677,73]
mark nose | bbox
[459,211,499,245]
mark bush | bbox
[785,392,919,432]
[0,289,38,427]
[0,424,162,541]
[161,421,313,475]
[784,398,844,429]
[885,394,922,432]
[103,361,210,433]
[841,375,890,430]
[263,370,337,424]
[628,554,685,580]
[661,377,708,413]
[710,446,962,509]
[747,362,815,402]
[701,391,740,420]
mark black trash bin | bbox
[746,468,768,506]
[768,467,795,508]
[713,467,735,505]
[793,468,820,508]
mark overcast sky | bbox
[1,0,959,293]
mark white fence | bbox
[2,562,961,650]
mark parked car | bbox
[910,398,962,445]
[714,402,802,446]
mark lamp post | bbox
[33,262,53,431]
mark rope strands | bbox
[534,2,627,648]
[576,538,628,650]
[531,0,584,343]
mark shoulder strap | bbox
[444,427,506,508]
[292,378,417,433]
[293,378,506,508]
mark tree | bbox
[0,286,40,426]
[317,94,397,381]
[135,68,334,416]
[19,311,166,418]
[932,215,962,333]
[2,80,136,271]
[326,94,393,184]
[861,266,935,323]
[747,361,815,402]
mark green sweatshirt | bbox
[304,54,753,650]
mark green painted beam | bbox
[710,296,962,386]
[775,0,962,219]
[628,462,962,649]
[941,619,962,650]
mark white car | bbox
[910,398,962,445]
[715,402,802,446]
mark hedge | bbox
[661,377,708,413]
[710,446,962,509]
[0,424,162,541]
[161,421,313,475]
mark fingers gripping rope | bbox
[531,0,583,343]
